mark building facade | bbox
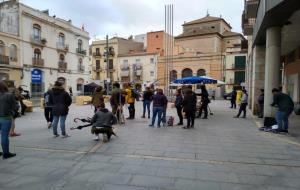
[242,0,300,115]
[0,0,90,97]
[90,37,143,83]
[118,52,157,87]
[157,15,246,94]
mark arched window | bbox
[33,24,41,40]
[78,39,82,50]
[34,48,41,59]
[58,33,65,47]
[78,58,84,71]
[197,69,206,76]
[59,54,65,61]
[0,41,5,55]
[182,68,193,78]
[77,78,84,91]
[9,44,17,61]
[170,70,177,82]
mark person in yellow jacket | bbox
[124,83,136,119]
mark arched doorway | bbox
[77,78,84,94]
[170,70,177,82]
[182,68,193,78]
[197,69,206,76]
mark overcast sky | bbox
[19,0,244,41]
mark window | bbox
[122,60,129,70]
[150,71,154,77]
[108,59,113,70]
[59,54,65,62]
[96,60,100,69]
[58,33,65,47]
[0,41,5,55]
[135,59,141,63]
[197,69,206,76]
[234,56,246,69]
[33,24,41,40]
[150,58,154,64]
[9,44,17,61]
[78,39,82,50]
[77,78,84,91]
[182,68,193,78]
[170,70,177,82]
[78,58,84,71]
[96,48,100,55]
[33,48,41,59]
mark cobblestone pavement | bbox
[1,100,300,190]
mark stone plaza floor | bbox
[1,100,300,190]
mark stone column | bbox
[251,45,265,114]
[264,27,281,117]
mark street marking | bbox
[14,146,87,154]
[122,154,300,168]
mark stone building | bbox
[118,52,157,87]
[0,0,90,97]
[90,37,143,83]
[242,0,300,116]
[157,15,246,93]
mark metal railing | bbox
[32,58,44,67]
[56,42,69,51]
[76,48,87,55]
[30,35,47,45]
[0,55,9,65]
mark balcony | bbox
[58,61,67,70]
[244,0,259,19]
[76,48,87,55]
[56,43,69,52]
[242,12,256,35]
[120,67,130,77]
[0,55,9,65]
[32,58,44,67]
[93,66,102,72]
[92,52,101,57]
[30,35,47,46]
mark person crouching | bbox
[91,103,117,142]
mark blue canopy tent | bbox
[172,76,217,84]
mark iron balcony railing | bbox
[32,58,44,67]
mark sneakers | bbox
[47,122,52,129]
[3,153,16,159]
[61,134,70,138]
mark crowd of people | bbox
[0,79,296,160]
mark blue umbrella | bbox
[172,76,217,84]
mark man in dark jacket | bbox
[49,81,72,138]
[91,103,117,141]
[230,89,237,109]
[182,86,197,129]
[197,85,210,119]
[271,88,294,133]
[257,89,264,118]
[142,87,153,118]
[149,89,167,128]
[175,89,183,125]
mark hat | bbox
[54,81,62,87]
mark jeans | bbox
[128,103,135,118]
[176,106,183,124]
[143,100,151,117]
[276,111,291,130]
[52,115,67,135]
[151,107,163,126]
[0,119,12,154]
[44,107,53,123]
[237,103,247,117]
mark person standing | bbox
[142,87,153,119]
[230,89,237,109]
[91,86,104,113]
[69,87,73,97]
[16,87,27,115]
[44,87,53,128]
[0,81,17,159]
[257,89,264,118]
[271,88,294,133]
[175,89,184,125]
[49,81,72,138]
[234,89,248,118]
[149,89,167,128]
[182,86,197,129]
[197,85,210,119]
[124,83,136,120]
